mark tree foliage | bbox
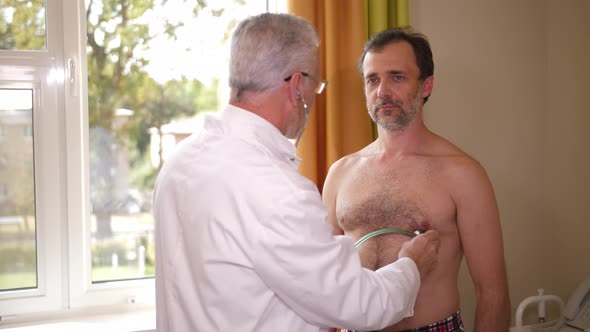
[0,0,46,50]
[0,0,243,237]
[85,0,220,223]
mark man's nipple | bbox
[416,220,432,233]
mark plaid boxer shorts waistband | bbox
[339,309,464,332]
[400,310,464,332]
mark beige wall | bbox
[410,0,590,329]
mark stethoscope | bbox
[355,228,424,247]
[293,89,309,148]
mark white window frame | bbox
[0,0,66,314]
[0,0,155,319]
[0,68,66,315]
[62,0,157,310]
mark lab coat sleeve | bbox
[251,187,420,331]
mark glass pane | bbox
[86,0,273,283]
[0,89,37,291]
[0,0,47,51]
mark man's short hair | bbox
[358,26,434,81]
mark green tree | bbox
[1,0,242,239]
[0,0,46,50]
[85,0,216,238]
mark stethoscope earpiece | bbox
[294,93,309,148]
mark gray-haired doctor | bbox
[153,12,440,332]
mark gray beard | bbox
[370,108,413,132]
[369,97,421,132]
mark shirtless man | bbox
[322,27,510,332]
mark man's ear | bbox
[421,76,434,99]
[287,72,304,107]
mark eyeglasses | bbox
[284,72,328,95]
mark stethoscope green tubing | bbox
[354,228,417,247]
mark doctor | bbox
[153,13,440,332]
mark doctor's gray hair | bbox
[229,13,319,99]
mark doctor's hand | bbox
[398,230,440,281]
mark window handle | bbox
[67,57,78,97]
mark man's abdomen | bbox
[352,232,461,331]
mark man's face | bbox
[362,41,429,132]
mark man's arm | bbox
[323,160,349,332]
[322,159,345,235]
[454,160,510,331]
[323,160,347,332]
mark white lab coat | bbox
[153,104,420,332]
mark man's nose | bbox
[377,80,391,99]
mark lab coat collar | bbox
[221,104,302,167]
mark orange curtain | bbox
[289,0,372,191]
[288,0,409,191]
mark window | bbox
[0,0,63,307]
[22,124,32,139]
[0,0,286,324]
[0,183,7,200]
[0,89,36,292]
[85,0,286,285]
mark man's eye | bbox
[393,75,404,81]
[366,78,378,85]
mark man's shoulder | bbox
[333,150,363,165]
[442,159,495,201]
[425,134,488,177]
[333,142,378,166]
[326,149,369,179]
[430,133,476,161]
[323,147,372,196]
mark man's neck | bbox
[375,116,430,158]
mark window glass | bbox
[0,89,37,291]
[86,0,274,283]
[0,0,47,51]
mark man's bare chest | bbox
[335,163,457,269]
[335,165,454,235]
